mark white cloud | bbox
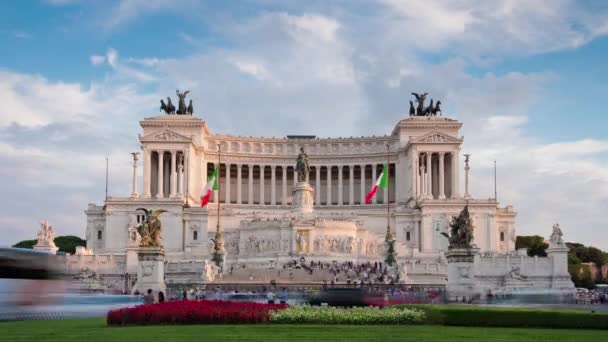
[3,3,608,251]
[379,0,608,58]
[14,31,31,39]
[285,14,341,43]
[0,68,157,246]
[90,55,106,65]
[127,57,160,67]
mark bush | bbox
[107,300,287,326]
[395,305,608,330]
[270,306,425,325]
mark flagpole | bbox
[217,144,221,226]
[212,143,225,268]
[385,144,392,242]
[105,157,109,202]
[494,159,497,202]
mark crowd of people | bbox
[283,259,401,285]
[575,288,608,304]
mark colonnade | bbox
[211,163,394,206]
[414,151,459,200]
[142,150,185,198]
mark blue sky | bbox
[0,0,607,249]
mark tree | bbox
[13,239,36,249]
[515,235,548,257]
[12,235,85,254]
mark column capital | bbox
[438,151,446,157]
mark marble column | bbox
[271,165,276,205]
[170,151,177,197]
[426,153,432,199]
[326,166,332,205]
[282,166,288,205]
[157,151,164,198]
[183,150,189,199]
[225,163,231,204]
[438,152,446,200]
[143,149,151,198]
[293,167,297,187]
[414,154,420,198]
[415,220,421,251]
[420,161,426,198]
[131,152,139,198]
[338,165,343,205]
[360,164,365,205]
[236,164,242,204]
[248,164,254,204]
[451,151,460,198]
[177,154,184,197]
[259,165,265,205]
[349,165,354,205]
[371,164,377,204]
[315,166,321,205]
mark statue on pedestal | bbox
[33,219,59,254]
[295,147,310,182]
[550,223,564,246]
[135,208,167,247]
[36,220,56,247]
[441,205,474,248]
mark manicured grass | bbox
[394,304,608,329]
[2,318,608,342]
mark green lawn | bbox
[1,319,608,342]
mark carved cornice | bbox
[139,128,193,143]
[410,131,463,145]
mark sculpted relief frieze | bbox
[203,136,398,157]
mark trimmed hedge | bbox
[395,305,608,330]
[270,306,425,325]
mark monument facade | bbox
[70,92,527,289]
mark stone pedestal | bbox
[292,182,314,214]
[445,247,479,302]
[33,244,58,254]
[131,247,166,296]
[547,244,575,289]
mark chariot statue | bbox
[135,208,167,247]
[295,147,310,183]
[176,89,190,115]
[160,97,176,114]
[441,205,474,248]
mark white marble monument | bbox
[33,220,59,254]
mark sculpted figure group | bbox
[135,208,167,247]
[160,89,194,115]
[409,92,442,116]
[441,205,474,249]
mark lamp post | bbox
[211,144,225,268]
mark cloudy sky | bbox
[1,0,607,249]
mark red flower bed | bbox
[107,300,287,326]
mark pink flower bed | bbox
[107,300,288,326]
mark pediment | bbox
[411,132,462,144]
[139,129,192,143]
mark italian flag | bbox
[365,163,388,204]
[200,165,219,207]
